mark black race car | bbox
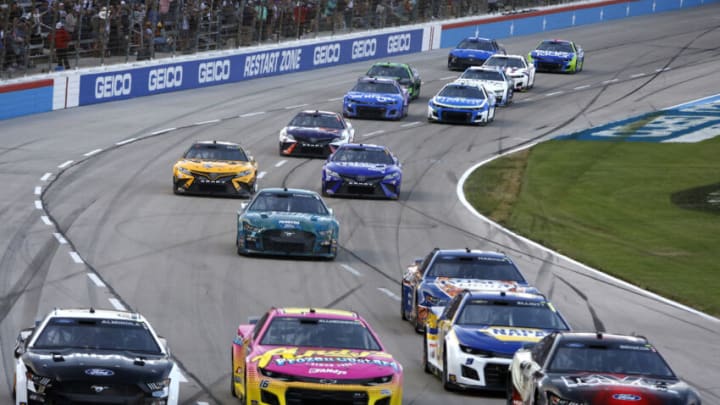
[13,308,180,405]
[508,331,703,404]
[278,110,355,157]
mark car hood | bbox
[286,126,343,141]
[450,49,494,59]
[462,79,506,90]
[175,159,253,172]
[345,91,403,103]
[548,373,693,404]
[455,325,554,355]
[23,350,172,382]
[250,346,402,379]
[325,161,397,176]
[243,211,335,229]
[431,96,487,108]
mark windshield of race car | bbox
[548,342,675,378]
[426,256,522,280]
[289,113,345,129]
[185,144,249,161]
[367,65,410,79]
[485,57,525,69]
[260,317,382,350]
[352,81,401,94]
[437,85,486,99]
[32,317,162,353]
[455,300,569,330]
[461,69,505,81]
[536,41,574,53]
[457,39,493,51]
[331,148,394,165]
[249,192,329,215]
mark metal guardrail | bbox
[1,0,574,79]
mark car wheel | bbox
[442,348,456,391]
[401,289,407,320]
[231,351,237,397]
[505,373,514,405]
[422,331,432,374]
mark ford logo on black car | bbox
[85,368,115,377]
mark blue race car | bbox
[401,248,537,332]
[527,39,584,73]
[427,80,496,125]
[322,143,402,200]
[424,290,571,391]
[447,37,506,71]
[236,188,339,259]
[343,77,408,120]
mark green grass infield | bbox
[464,137,720,317]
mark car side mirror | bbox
[157,336,170,354]
[248,316,260,325]
[14,328,34,358]
[328,208,334,216]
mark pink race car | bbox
[231,307,403,405]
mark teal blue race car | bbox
[236,188,339,259]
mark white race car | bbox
[483,54,536,91]
[456,66,514,106]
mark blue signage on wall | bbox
[78,29,423,106]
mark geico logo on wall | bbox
[95,73,132,99]
[387,33,411,54]
[149,66,183,91]
[352,39,377,60]
[313,43,341,66]
[199,60,231,83]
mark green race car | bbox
[365,62,422,101]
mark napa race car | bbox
[13,308,180,405]
[527,39,584,73]
[279,110,355,158]
[401,248,536,332]
[427,80,496,125]
[365,61,422,100]
[322,143,402,200]
[231,307,403,405]
[483,54,536,91]
[236,187,339,259]
[424,290,570,392]
[343,77,408,120]
[447,36,506,71]
[173,140,257,197]
[508,332,703,405]
[457,66,514,106]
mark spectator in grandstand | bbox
[51,21,71,69]
[11,17,29,67]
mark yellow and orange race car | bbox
[231,307,403,405]
[172,140,257,197]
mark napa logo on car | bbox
[478,327,550,342]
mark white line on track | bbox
[602,79,619,85]
[41,172,52,181]
[655,67,671,72]
[58,160,74,169]
[41,216,52,225]
[197,402,209,405]
[284,103,308,109]
[240,111,266,118]
[546,91,564,97]
[87,273,106,287]
[573,85,591,90]
[69,251,84,264]
[378,287,401,301]
[83,148,103,157]
[362,130,385,137]
[440,75,457,80]
[521,98,534,102]
[340,264,362,277]
[194,119,220,125]
[34,186,41,195]
[275,160,287,168]
[150,128,176,135]
[400,121,421,127]
[257,171,267,179]
[108,298,126,311]
[327,97,344,101]
[630,73,646,78]
[34,200,43,209]
[53,233,67,244]
[116,137,137,145]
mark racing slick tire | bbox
[575,59,584,73]
[442,348,457,391]
[422,331,432,374]
[231,350,237,398]
[401,288,407,321]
